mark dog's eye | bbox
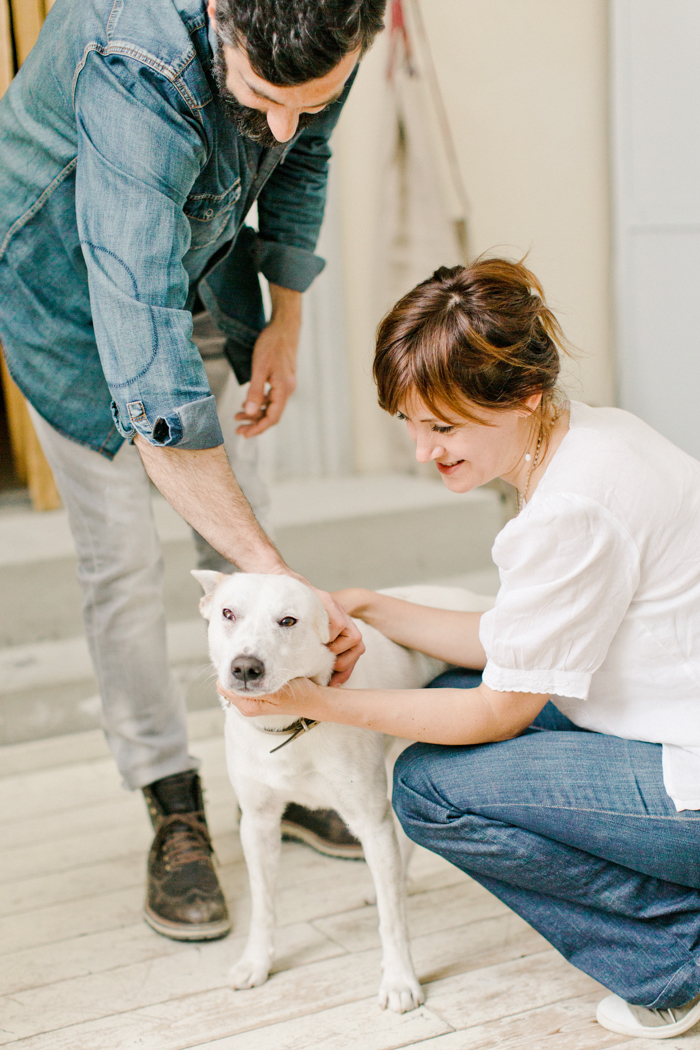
[222,608,235,621]
[278,616,298,628]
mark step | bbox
[0,474,504,745]
[270,474,503,592]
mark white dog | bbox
[193,571,493,1013]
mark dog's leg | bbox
[229,786,286,990]
[345,798,424,1013]
[384,736,416,875]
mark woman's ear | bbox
[517,392,544,416]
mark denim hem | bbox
[4,356,122,460]
[123,756,201,793]
[647,958,700,1010]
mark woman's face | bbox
[398,393,540,494]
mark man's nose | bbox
[266,107,299,143]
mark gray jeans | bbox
[28,314,270,789]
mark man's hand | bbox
[236,284,301,438]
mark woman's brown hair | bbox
[374,257,568,426]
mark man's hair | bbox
[214,0,386,85]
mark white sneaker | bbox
[596,991,700,1039]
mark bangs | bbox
[375,313,502,426]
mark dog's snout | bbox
[231,655,265,686]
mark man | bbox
[0,0,384,940]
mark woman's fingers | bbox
[217,683,267,716]
[259,573,366,685]
[216,677,320,717]
[326,600,362,646]
[328,636,365,685]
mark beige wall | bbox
[334,0,614,474]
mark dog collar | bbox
[255,717,320,753]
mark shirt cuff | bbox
[111,394,223,449]
[254,236,325,292]
[482,661,592,700]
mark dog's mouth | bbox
[218,680,272,713]
[221,671,288,699]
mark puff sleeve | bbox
[480,494,641,698]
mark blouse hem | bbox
[482,662,591,699]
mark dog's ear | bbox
[191,570,228,619]
[313,598,332,646]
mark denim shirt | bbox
[0,0,354,456]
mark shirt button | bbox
[204,208,214,219]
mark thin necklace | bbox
[517,426,544,513]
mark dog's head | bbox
[192,571,335,698]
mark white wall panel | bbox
[612,0,700,457]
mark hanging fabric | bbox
[375,0,471,322]
[372,0,471,472]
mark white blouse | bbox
[479,401,700,810]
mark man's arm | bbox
[231,73,359,436]
[235,283,301,437]
[134,440,284,572]
[133,438,365,682]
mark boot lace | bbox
[156,813,214,871]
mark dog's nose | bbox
[231,655,265,686]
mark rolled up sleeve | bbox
[480,494,641,698]
[74,50,223,449]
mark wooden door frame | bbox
[1,0,62,509]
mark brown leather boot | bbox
[142,770,231,941]
[281,802,364,860]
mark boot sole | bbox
[281,820,364,860]
[143,905,231,941]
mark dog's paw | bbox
[378,973,425,1013]
[228,955,271,990]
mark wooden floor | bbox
[0,709,691,1050]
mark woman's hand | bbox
[268,571,365,685]
[310,587,365,685]
[217,677,323,719]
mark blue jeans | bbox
[393,668,700,1008]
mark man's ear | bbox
[191,570,228,619]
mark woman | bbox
[221,258,700,1039]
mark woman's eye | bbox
[222,608,235,621]
[432,425,455,434]
[396,412,407,421]
[278,616,298,628]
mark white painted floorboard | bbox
[0,717,649,1050]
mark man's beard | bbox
[212,42,317,148]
